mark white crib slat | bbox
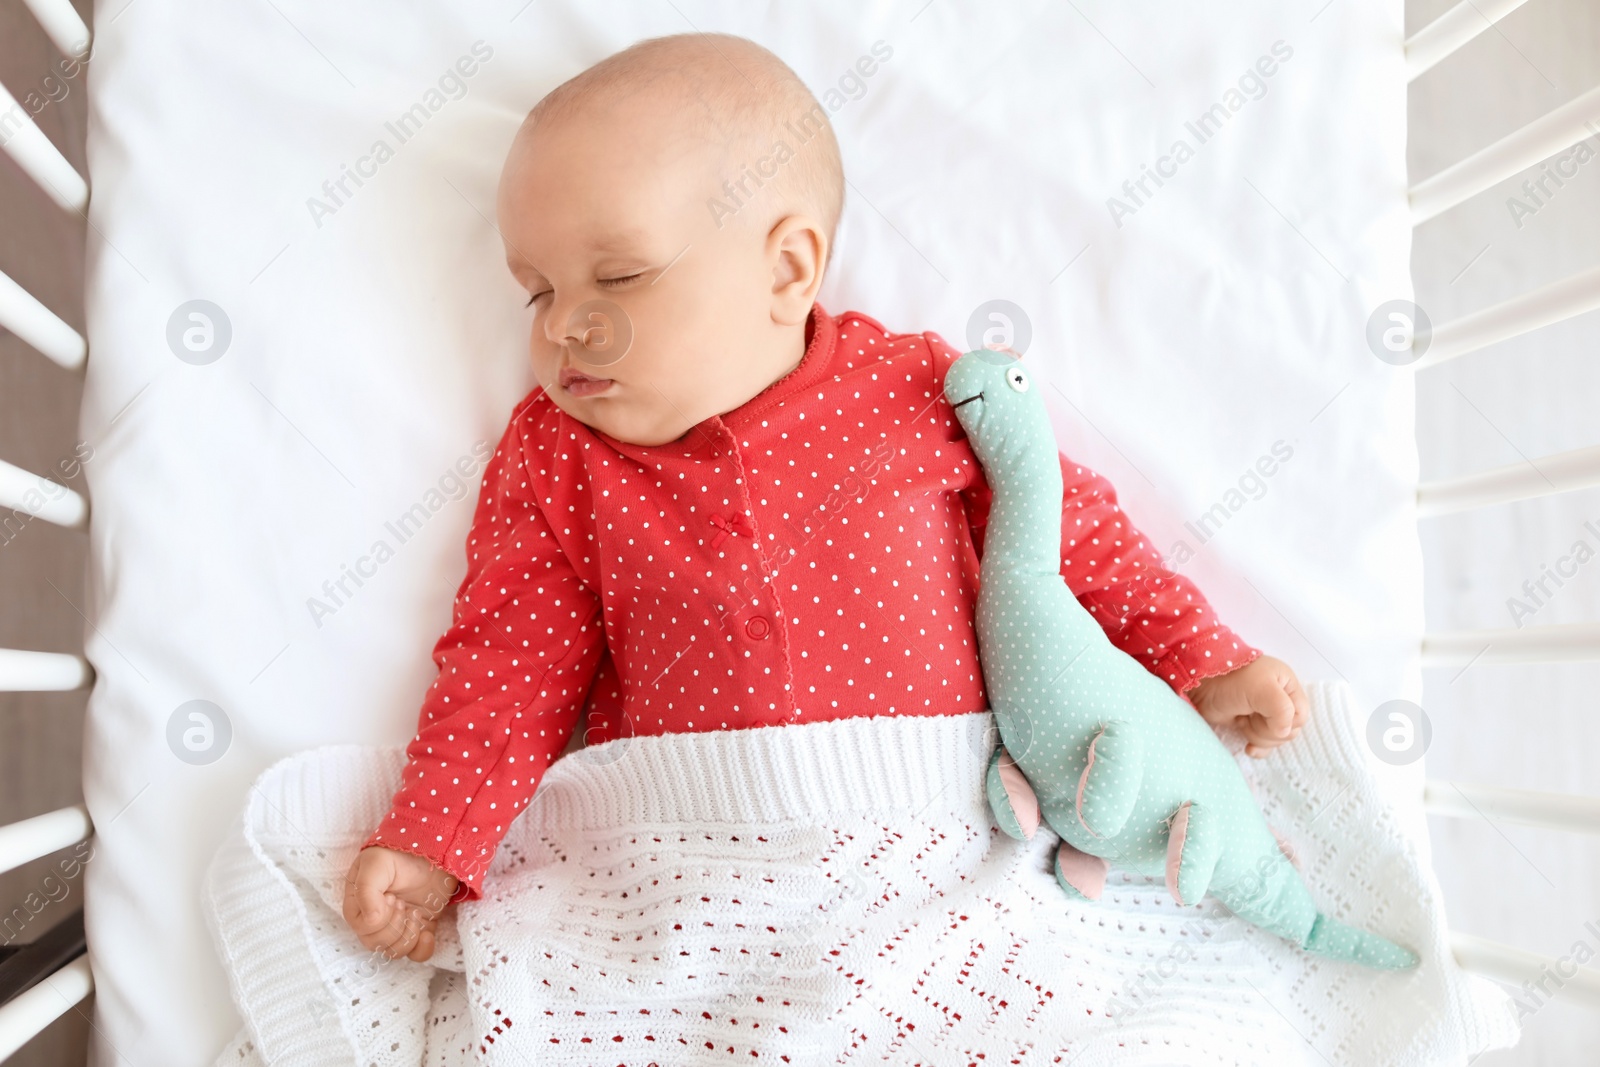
[1417,443,1600,515]
[0,268,87,370]
[1412,262,1600,369]
[0,956,93,1060]
[0,81,89,213]
[1405,0,1532,82]
[19,0,91,59]
[0,804,91,877]
[1425,780,1600,834]
[1451,932,1600,1009]
[0,459,87,529]
[0,649,91,691]
[1409,84,1600,225]
[1422,623,1600,666]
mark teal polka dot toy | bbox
[946,349,1419,971]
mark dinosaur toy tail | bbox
[1302,913,1419,970]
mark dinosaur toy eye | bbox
[1005,366,1029,393]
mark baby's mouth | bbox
[559,367,615,398]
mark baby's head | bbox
[497,33,843,446]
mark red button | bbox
[744,615,771,640]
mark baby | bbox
[342,32,1309,963]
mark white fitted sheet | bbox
[79,2,1425,1063]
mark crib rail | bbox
[1421,622,1600,665]
[1426,779,1600,835]
[1451,933,1600,1009]
[1407,0,1600,1020]
[1409,262,1600,370]
[17,0,88,59]
[0,0,1595,1059]
[1405,0,1532,81]
[0,0,96,1056]
[0,957,90,1062]
[0,82,86,214]
[0,650,90,692]
[0,808,90,879]
[0,270,85,372]
[1409,85,1600,224]
[0,460,87,530]
[1417,442,1600,514]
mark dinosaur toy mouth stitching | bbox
[951,391,984,410]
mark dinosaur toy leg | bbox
[1164,801,1223,907]
[986,746,1040,840]
[1075,721,1143,839]
[1053,840,1109,901]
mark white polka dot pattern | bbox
[364,304,1264,900]
[946,351,1417,970]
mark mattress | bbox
[78,2,1421,1063]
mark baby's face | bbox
[496,99,807,446]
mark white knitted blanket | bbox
[204,681,1518,1066]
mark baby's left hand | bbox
[1186,655,1308,758]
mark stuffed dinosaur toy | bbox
[945,348,1419,971]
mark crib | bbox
[0,0,1598,1062]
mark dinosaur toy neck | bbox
[979,445,1066,578]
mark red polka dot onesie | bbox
[363,303,1263,901]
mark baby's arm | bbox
[1042,456,1307,756]
[344,410,605,958]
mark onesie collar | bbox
[601,302,837,462]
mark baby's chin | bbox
[546,390,695,447]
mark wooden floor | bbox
[0,1,1594,1064]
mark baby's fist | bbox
[1186,655,1308,758]
[342,845,459,962]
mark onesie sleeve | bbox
[1048,456,1262,696]
[361,406,605,903]
[925,330,1262,700]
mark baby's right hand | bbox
[342,845,460,962]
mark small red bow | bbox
[708,512,751,549]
